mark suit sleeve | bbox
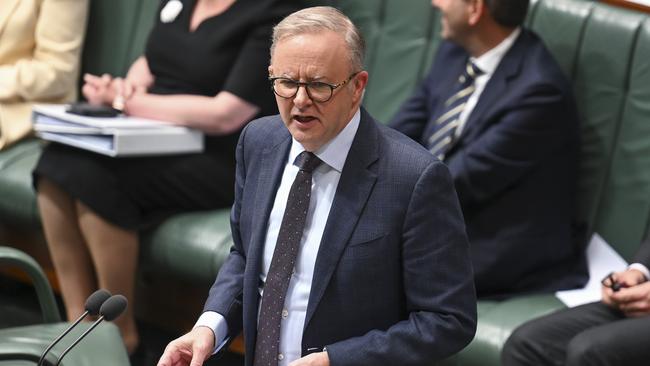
[388,68,436,142]
[446,82,578,208]
[326,161,477,366]
[202,123,251,341]
[389,42,458,142]
[632,235,650,269]
[0,0,88,102]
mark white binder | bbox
[32,104,204,157]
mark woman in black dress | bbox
[34,0,303,353]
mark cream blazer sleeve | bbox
[0,0,88,149]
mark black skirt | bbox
[33,137,236,231]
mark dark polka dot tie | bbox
[253,151,322,366]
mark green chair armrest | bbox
[0,246,60,323]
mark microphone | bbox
[54,294,128,366]
[37,289,111,366]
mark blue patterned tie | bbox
[427,61,483,160]
[254,151,322,366]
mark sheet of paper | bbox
[555,233,629,307]
[630,0,650,6]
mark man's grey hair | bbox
[271,6,365,72]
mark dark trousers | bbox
[501,301,650,366]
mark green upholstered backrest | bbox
[334,0,442,124]
[0,140,42,227]
[125,0,161,67]
[81,0,158,78]
[594,18,650,260]
[572,5,645,249]
[529,0,648,260]
[527,0,592,78]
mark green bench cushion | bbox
[452,295,565,366]
[141,209,233,283]
[0,322,128,366]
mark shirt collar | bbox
[471,27,521,76]
[288,108,361,173]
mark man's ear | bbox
[268,65,274,77]
[352,71,369,103]
[468,0,485,26]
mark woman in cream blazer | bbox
[0,0,88,150]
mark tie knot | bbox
[294,151,322,173]
[459,61,483,84]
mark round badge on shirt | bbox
[160,0,183,23]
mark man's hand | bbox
[157,326,215,366]
[288,351,330,366]
[601,269,646,307]
[608,281,650,317]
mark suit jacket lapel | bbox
[0,0,20,36]
[304,109,379,329]
[454,32,527,147]
[250,137,291,250]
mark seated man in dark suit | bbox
[158,6,476,366]
[390,0,586,297]
[502,235,650,366]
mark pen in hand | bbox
[602,272,623,292]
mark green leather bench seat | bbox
[0,322,129,366]
[140,210,233,282]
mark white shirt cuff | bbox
[195,311,229,354]
[628,263,650,281]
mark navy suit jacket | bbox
[204,109,477,365]
[390,29,587,298]
[634,236,650,269]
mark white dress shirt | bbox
[629,263,650,280]
[196,109,361,365]
[454,27,521,138]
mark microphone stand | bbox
[53,315,106,366]
[37,311,89,366]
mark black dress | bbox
[34,0,300,230]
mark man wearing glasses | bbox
[158,6,476,366]
[503,235,650,365]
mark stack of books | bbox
[32,104,204,157]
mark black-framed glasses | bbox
[269,72,360,103]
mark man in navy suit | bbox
[158,6,476,366]
[390,0,586,298]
